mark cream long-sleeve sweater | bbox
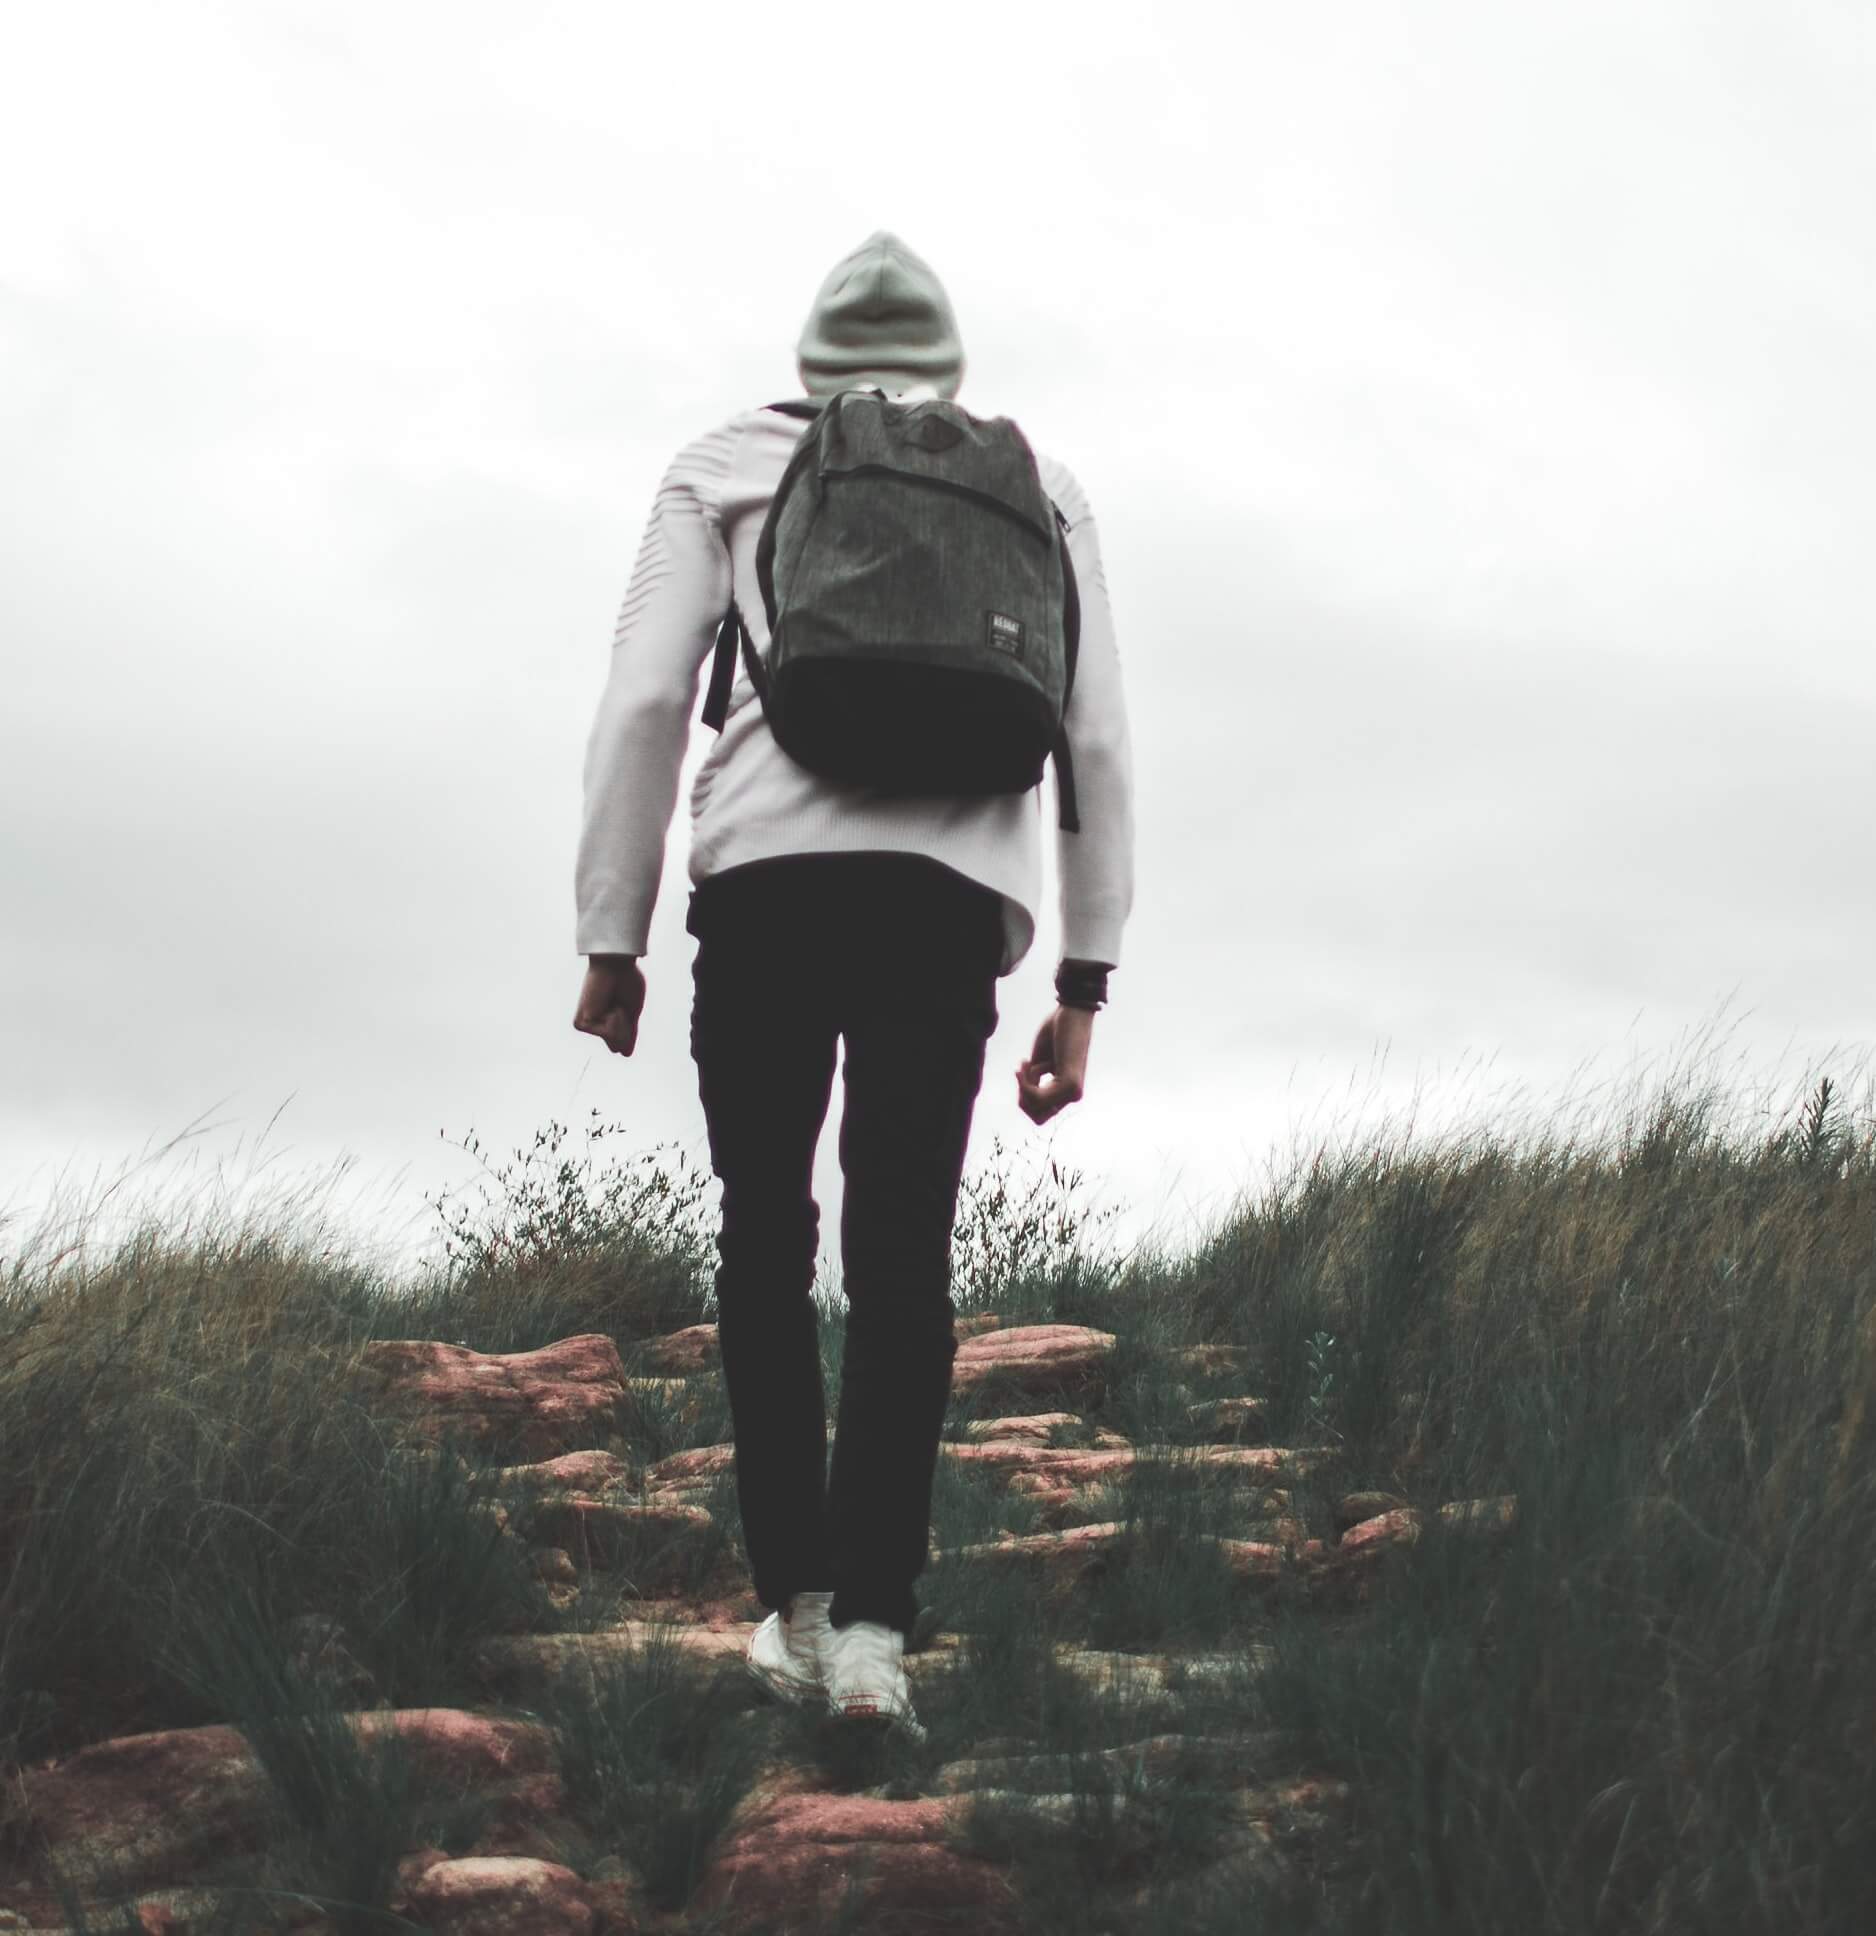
[575,394,1135,981]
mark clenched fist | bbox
[573,956,645,1057]
[1015,1004,1094,1123]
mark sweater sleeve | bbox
[575,423,739,957]
[1042,461,1135,973]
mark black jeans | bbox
[685,851,1003,1641]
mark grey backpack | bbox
[699,388,1081,831]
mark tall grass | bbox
[3,1039,1875,1931]
[1157,1052,1876,1932]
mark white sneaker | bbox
[824,1619,927,1743]
[744,1590,836,1707]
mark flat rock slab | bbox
[941,1442,1330,1483]
[521,1496,715,1581]
[1334,1489,1411,1532]
[646,1442,736,1487]
[494,1449,633,1495]
[354,1334,628,1460]
[638,1322,720,1375]
[960,1411,1131,1448]
[939,1521,1341,1599]
[392,1855,597,1936]
[690,1788,1022,1935]
[1339,1495,1519,1556]
[950,1325,1118,1401]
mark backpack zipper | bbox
[821,464,1052,545]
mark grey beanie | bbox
[796,229,965,400]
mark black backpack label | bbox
[986,610,1026,658]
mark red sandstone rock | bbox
[390,1844,453,1900]
[942,1521,1133,1595]
[959,1411,1129,1447]
[1339,1507,1423,1557]
[940,1441,1324,1485]
[942,1442,1134,1486]
[950,1324,1117,1401]
[522,1496,715,1579]
[998,1472,1295,1535]
[1333,1489,1411,1532]
[496,1449,633,1495]
[395,1854,596,1934]
[1307,1495,1517,1610]
[639,1323,720,1375]
[471,1622,749,1703]
[8,1711,559,1911]
[645,1442,736,1487]
[944,1520,1313,1597]
[1338,1494,1518,1557]
[963,1409,1077,1442]
[1002,1473,1088,1528]
[355,1334,628,1460]
[689,1790,1020,1935]
[1213,1537,1289,1581]
[954,1312,1004,1337]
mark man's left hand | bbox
[573,957,646,1056]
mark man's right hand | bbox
[1015,1006,1094,1123]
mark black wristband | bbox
[1055,959,1111,1012]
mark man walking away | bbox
[572,230,1135,1741]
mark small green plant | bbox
[430,1114,713,1282]
[1303,1329,1343,1448]
[1799,1074,1841,1169]
[420,1114,717,1340]
[1754,1072,1868,1182]
[949,1135,1124,1320]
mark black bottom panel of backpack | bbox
[769,659,1056,798]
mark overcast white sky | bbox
[4,0,1874,1283]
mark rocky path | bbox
[0,1318,1514,1935]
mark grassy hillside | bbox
[3,1057,1873,1933]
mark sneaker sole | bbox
[827,1695,927,1744]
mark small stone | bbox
[1333,1489,1410,1533]
[639,1323,721,1375]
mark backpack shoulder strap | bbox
[701,401,825,731]
[1050,501,1081,833]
